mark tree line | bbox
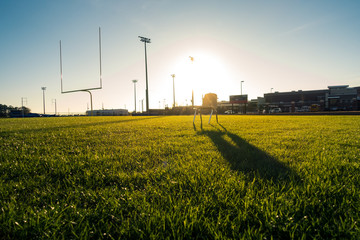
[0,104,31,117]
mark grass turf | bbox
[0,115,359,239]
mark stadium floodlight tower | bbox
[138,36,151,113]
[59,27,103,116]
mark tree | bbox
[0,104,31,117]
[20,106,31,115]
[0,104,8,117]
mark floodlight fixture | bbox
[138,36,151,113]
[138,36,151,43]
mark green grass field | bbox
[0,115,359,239]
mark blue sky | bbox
[1,0,360,113]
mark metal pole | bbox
[191,90,194,107]
[60,41,63,93]
[193,109,197,124]
[134,83,136,112]
[90,92,93,116]
[132,80,138,112]
[41,87,46,114]
[139,36,151,113]
[99,27,102,88]
[241,81,244,95]
[43,89,45,114]
[208,109,213,124]
[53,99,57,115]
[83,90,93,116]
[21,97,24,118]
[189,56,194,107]
[144,42,149,113]
[171,74,175,107]
[192,90,194,107]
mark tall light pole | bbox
[241,81,244,95]
[271,88,274,93]
[41,87,46,114]
[138,36,151,113]
[21,97,27,118]
[132,79,138,112]
[171,74,176,108]
[189,56,194,107]
[52,99,57,115]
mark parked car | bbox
[301,106,310,112]
[270,108,282,113]
[310,104,320,112]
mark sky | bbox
[1,0,360,114]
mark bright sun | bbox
[170,52,230,106]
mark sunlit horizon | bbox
[165,52,233,107]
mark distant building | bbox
[86,109,129,116]
[217,96,264,114]
[202,93,218,108]
[327,85,359,111]
[147,109,166,115]
[264,85,360,112]
[247,97,265,113]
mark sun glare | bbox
[170,52,230,106]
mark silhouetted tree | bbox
[0,104,7,117]
[0,104,31,117]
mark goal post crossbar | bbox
[60,87,102,94]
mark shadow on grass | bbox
[202,125,298,182]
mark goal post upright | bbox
[99,27,102,89]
